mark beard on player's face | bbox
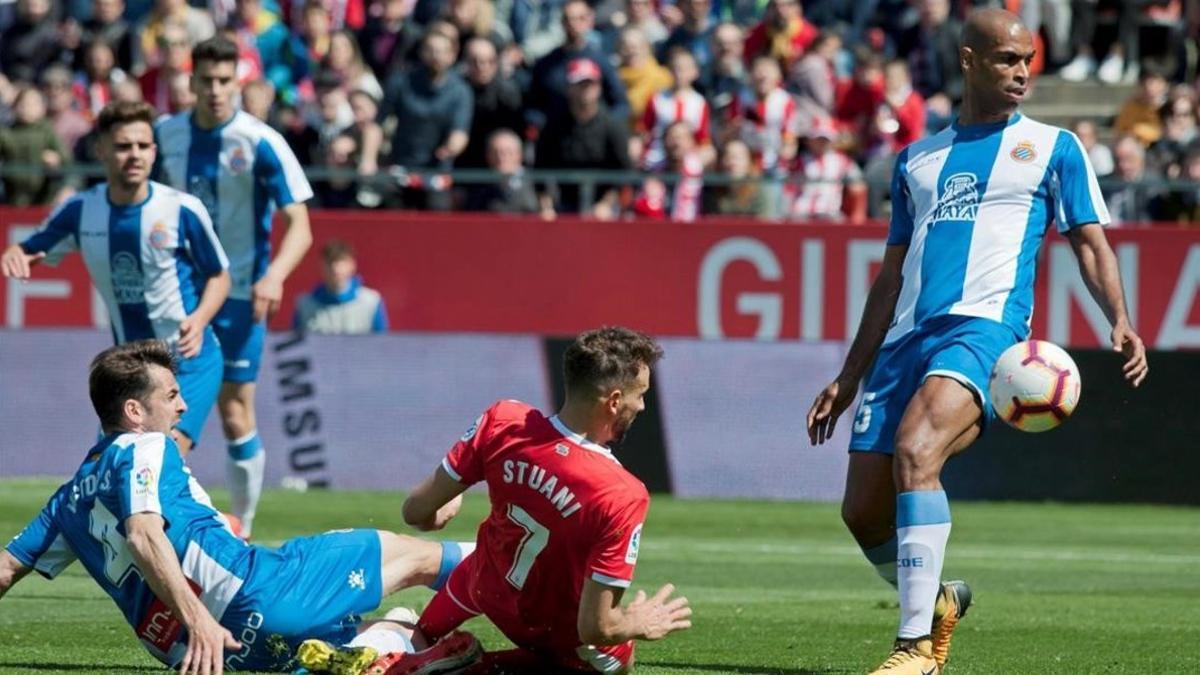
[609,406,640,447]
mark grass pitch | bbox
[1,478,1198,674]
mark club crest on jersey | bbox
[228,146,249,174]
[461,415,482,442]
[148,222,170,249]
[111,251,144,303]
[932,172,980,223]
[1010,141,1037,163]
[625,524,643,564]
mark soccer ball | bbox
[989,340,1081,432]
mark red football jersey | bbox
[442,400,650,656]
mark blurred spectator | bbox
[785,117,866,222]
[1105,134,1165,224]
[898,0,962,106]
[139,0,215,69]
[242,77,276,121]
[635,121,704,221]
[1073,118,1113,177]
[511,0,570,66]
[802,0,882,47]
[285,0,366,32]
[743,0,817,73]
[382,30,473,207]
[313,133,362,206]
[75,40,128,118]
[1158,146,1200,224]
[1058,0,1142,85]
[708,22,748,137]
[527,0,629,132]
[1018,0,1071,69]
[139,24,193,113]
[294,240,390,334]
[727,55,797,177]
[276,102,322,164]
[535,57,632,220]
[868,59,925,159]
[0,0,64,83]
[835,51,883,142]
[790,31,840,125]
[165,71,195,115]
[0,86,72,206]
[300,0,334,65]
[620,0,668,46]
[323,29,383,100]
[356,0,422,80]
[639,48,712,170]
[706,138,769,217]
[78,0,141,75]
[1114,68,1168,146]
[310,72,353,153]
[1147,91,1199,178]
[234,0,309,104]
[657,0,717,92]
[458,37,524,169]
[443,0,514,54]
[346,88,382,176]
[41,66,92,153]
[617,27,672,132]
[464,129,540,213]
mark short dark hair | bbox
[191,36,239,69]
[89,340,177,431]
[321,239,356,264]
[96,100,155,136]
[563,327,663,397]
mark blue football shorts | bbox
[174,331,223,445]
[219,529,384,672]
[212,299,266,384]
[848,315,1021,454]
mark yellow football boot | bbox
[295,639,380,675]
[930,580,973,669]
[869,637,939,675]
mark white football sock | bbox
[348,623,414,655]
[226,431,265,537]
[896,490,951,639]
[862,535,898,588]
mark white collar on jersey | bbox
[548,415,617,459]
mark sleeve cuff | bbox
[590,572,632,588]
[441,457,463,482]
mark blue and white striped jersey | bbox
[6,432,251,666]
[886,113,1109,344]
[21,183,229,345]
[154,111,314,302]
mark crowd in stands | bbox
[2,0,1200,223]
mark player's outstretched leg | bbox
[930,580,973,669]
[366,631,483,675]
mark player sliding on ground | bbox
[398,326,692,674]
[806,8,1148,675]
[0,340,475,675]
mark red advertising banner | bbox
[4,208,1200,348]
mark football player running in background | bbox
[1,100,231,454]
[399,326,692,674]
[154,36,314,539]
[806,8,1147,675]
[0,340,474,675]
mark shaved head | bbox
[959,8,1034,123]
[962,8,1029,52]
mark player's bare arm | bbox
[1066,224,1148,387]
[578,580,692,646]
[808,244,908,445]
[0,550,33,600]
[402,465,466,531]
[252,203,313,322]
[0,244,46,279]
[124,513,241,675]
[178,269,231,359]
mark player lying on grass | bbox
[0,340,475,675]
[399,326,693,674]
